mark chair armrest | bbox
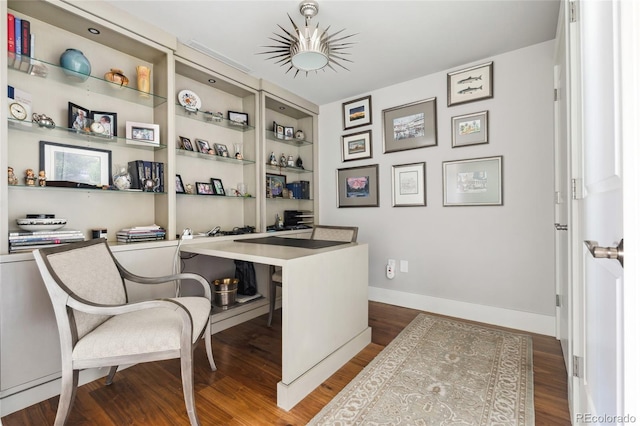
[67,297,191,317]
[118,268,211,301]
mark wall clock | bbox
[9,102,27,121]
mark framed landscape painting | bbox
[382,98,437,153]
[336,164,379,208]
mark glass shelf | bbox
[7,52,167,108]
[8,184,165,194]
[177,193,255,199]
[266,164,313,174]
[8,118,167,151]
[176,148,255,165]
[175,106,255,132]
[266,197,313,201]
[266,131,312,147]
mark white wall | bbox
[318,41,556,335]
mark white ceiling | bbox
[104,0,560,105]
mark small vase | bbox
[136,65,151,97]
[60,49,91,82]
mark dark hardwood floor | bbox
[1,301,571,425]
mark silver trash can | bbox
[212,278,238,309]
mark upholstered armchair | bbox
[267,225,358,327]
[33,239,216,426]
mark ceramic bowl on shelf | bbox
[16,218,67,232]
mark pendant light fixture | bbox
[259,1,356,77]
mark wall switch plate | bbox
[400,260,409,273]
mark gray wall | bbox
[318,41,556,334]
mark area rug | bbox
[308,313,534,425]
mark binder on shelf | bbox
[7,13,15,65]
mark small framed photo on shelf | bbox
[196,181,215,195]
[213,143,229,157]
[228,110,248,126]
[196,138,212,154]
[382,97,437,153]
[284,126,294,139]
[40,140,112,186]
[392,162,426,207]
[210,178,225,195]
[273,121,285,139]
[68,102,90,132]
[266,173,287,198]
[343,95,372,131]
[176,174,186,193]
[179,136,194,151]
[336,164,379,208]
[451,111,488,148]
[91,110,117,137]
[442,156,503,206]
[126,121,160,146]
[447,61,494,107]
[341,130,372,162]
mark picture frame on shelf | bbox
[273,121,285,139]
[179,136,193,151]
[228,110,248,126]
[40,140,112,186]
[196,181,215,195]
[284,126,294,140]
[341,130,372,162]
[125,121,160,146]
[336,164,379,208]
[382,97,437,153]
[442,156,503,206]
[213,143,229,157]
[68,102,90,132]
[343,95,372,131]
[196,138,212,154]
[451,111,488,148]
[392,162,426,207]
[91,110,117,137]
[210,178,225,196]
[176,174,185,193]
[266,173,287,198]
[447,61,494,107]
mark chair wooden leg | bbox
[204,321,216,371]
[181,350,200,426]
[54,365,78,426]
[105,366,118,385]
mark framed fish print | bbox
[336,164,379,208]
[447,61,494,107]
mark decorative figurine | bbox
[113,165,132,190]
[8,167,19,185]
[279,153,287,167]
[32,113,56,129]
[295,130,305,140]
[296,155,304,169]
[38,170,46,186]
[25,168,36,186]
[185,183,195,194]
[104,68,129,88]
[234,143,243,160]
[269,152,278,166]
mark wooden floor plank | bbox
[1,301,571,425]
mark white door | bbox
[571,0,639,422]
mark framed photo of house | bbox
[343,95,372,130]
[452,111,489,147]
[176,174,186,193]
[266,173,286,198]
[40,140,112,186]
[442,156,503,206]
[179,136,194,151]
[210,178,225,195]
[341,130,372,162]
[126,121,160,146]
[196,181,215,195]
[336,164,379,208]
[196,138,212,154]
[382,97,437,153]
[91,110,117,137]
[447,61,494,107]
[392,162,426,207]
[228,110,248,126]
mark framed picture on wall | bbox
[442,156,503,206]
[382,97,437,153]
[392,162,426,207]
[343,95,372,130]
[447,61,494,107]
[336,164,379,208]
[451,111,489,147]
[341,130,372,162]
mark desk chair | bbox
[33,239,216,426]
[267,225,358,327]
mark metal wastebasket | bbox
[212,278,238,309]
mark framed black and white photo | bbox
[392,162,426,207]
[228,110,248,126]
[91,110,117,137]
[196,181,214,195]
[341,130,372,162]
[336,164,379,208]
[40,140,112,186]
[273,121,285,139]
[176,174,186,193]
[210,178,225,196]
[213,143,229,157]
[343,95,372,130]
[266,173,286,198]
[179,136,193,151]
[443,156,503,206]
[284,126,294,140]
[447,61,494,107]
[196,139,211,154]
[126,121,160,146]
[382,97,437,153]
[68,102,90,132]
[452,111,489,147]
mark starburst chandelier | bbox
[259,1,356,77]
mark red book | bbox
[7,13,15,53]
[21,19,30,57]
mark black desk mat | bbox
[235,236,350,249]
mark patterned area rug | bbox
[308,313,534,425]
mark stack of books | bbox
[117,225,166,243]
[9,229,85,253]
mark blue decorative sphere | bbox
[60,49,91,82]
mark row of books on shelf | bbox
[117,225,166,243]
[7,12,36,71]
[128,160,165,192]
[8,229,85,253]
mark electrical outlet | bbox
[386,259,396,279]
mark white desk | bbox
[181,238,371,410]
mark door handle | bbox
[584,239,624,267]
[555,223,568,231]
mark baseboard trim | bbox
[368,287,556,336]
